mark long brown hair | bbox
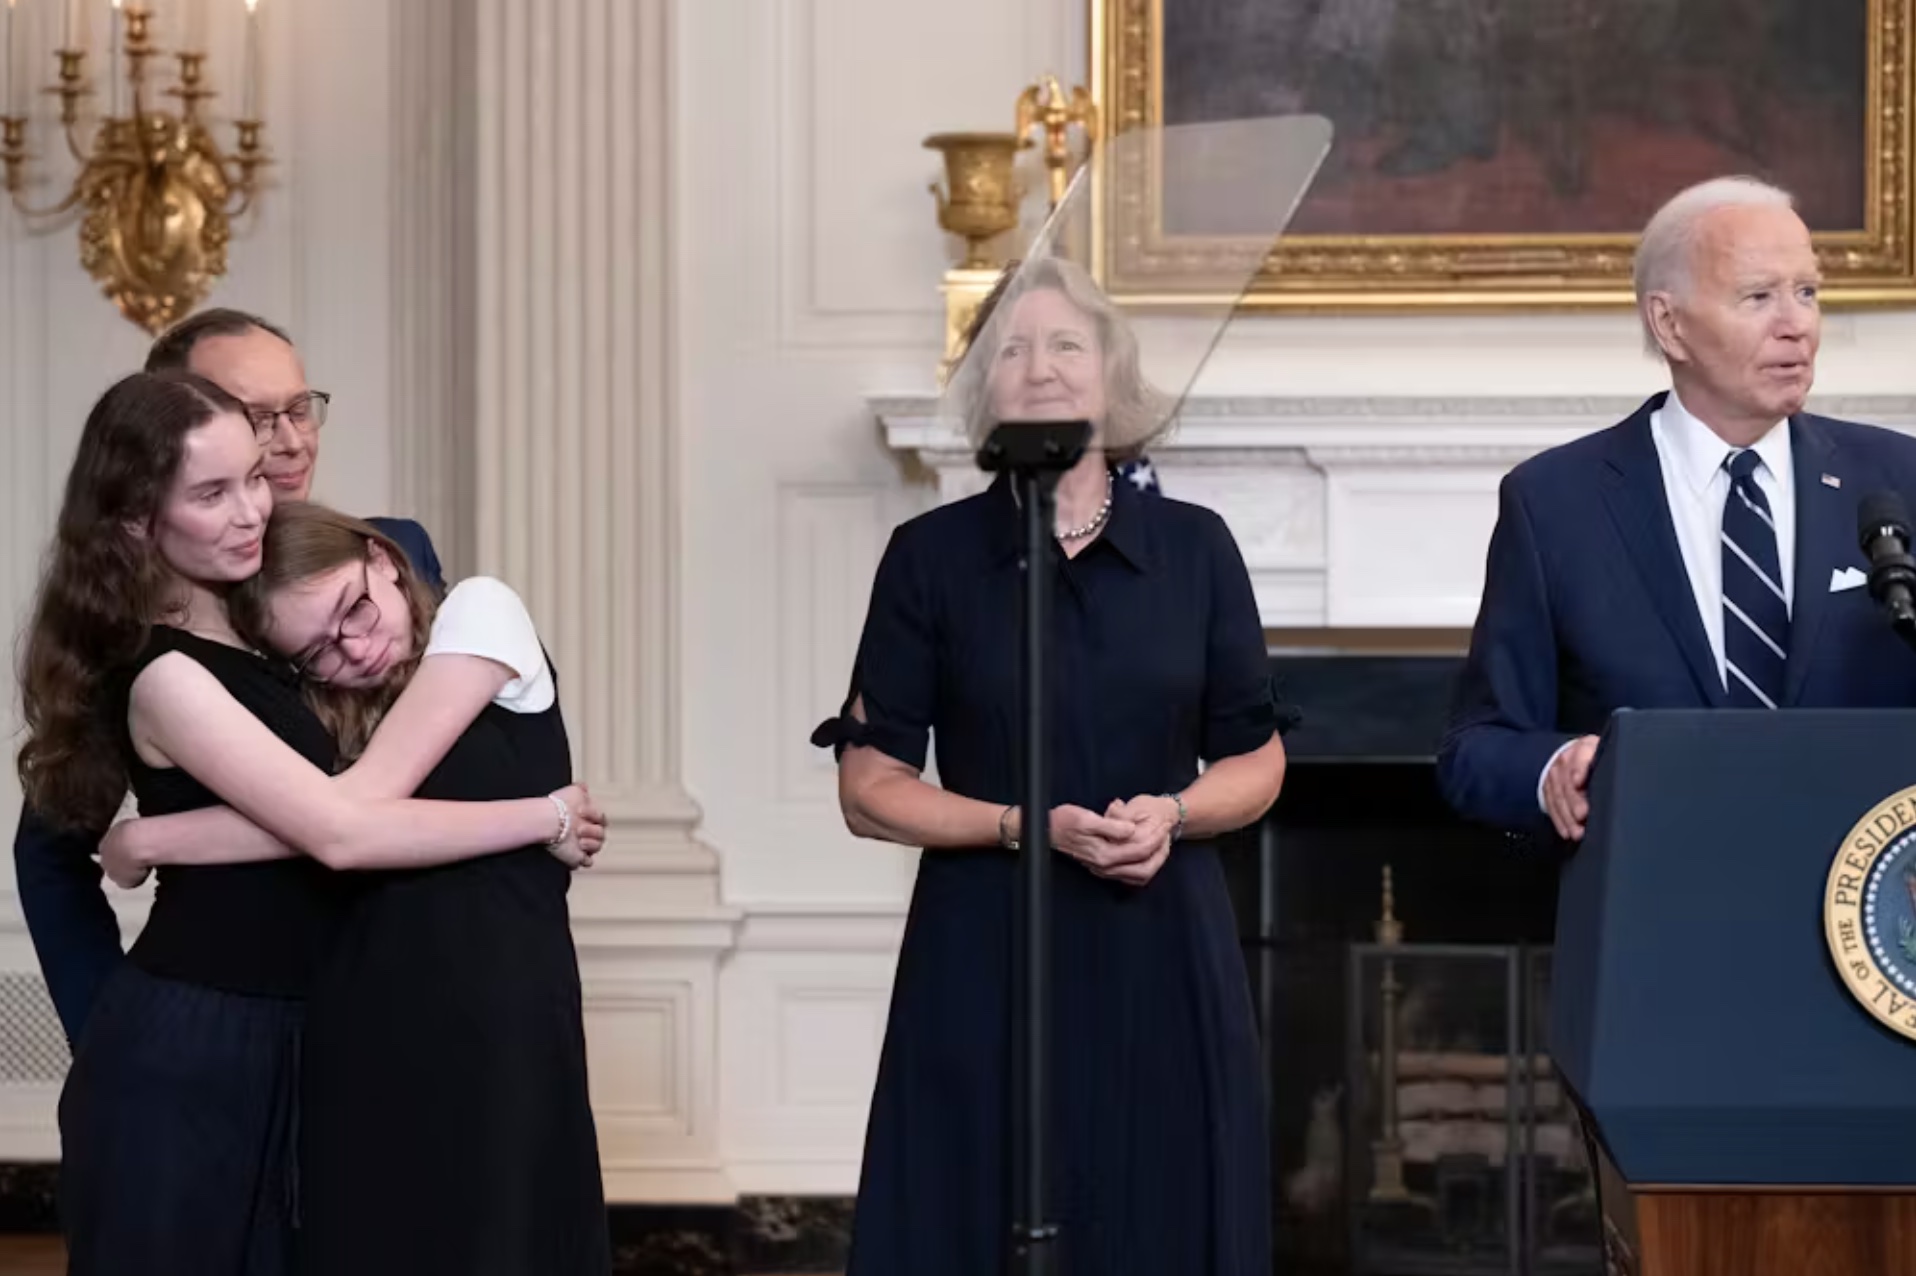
[17,370,250,831]
[229,502,441,761]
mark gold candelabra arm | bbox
[168,54,213,121]
[223,118,269,217]
[39,49,97,164]
[121,5,161,122]
[53,49,90,132]
[2,114,87,217]
[0,115,26,197]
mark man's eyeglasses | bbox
[248,391,331,440]
[294,560,380,683]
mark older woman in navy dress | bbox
[814,257,1293,1275]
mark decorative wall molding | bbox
[773,0,938,348]
[770,0,1082,349]
[775,484,892,806]
[1175,394,1916,423]
[1301,445,1544,468]
[874,392,1916,440]
[731,908,909,955]
[719,911,906,1197]
[873,393,1916,628]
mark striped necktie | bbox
[1720,448,1789,707]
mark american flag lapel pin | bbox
[1822,473,1842,489]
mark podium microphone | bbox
[1857,491,1916,651]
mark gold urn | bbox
[923,132,1028,270]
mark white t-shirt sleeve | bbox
[423,576,555,714]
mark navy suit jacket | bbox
[366,515,443,593]
[1438,393,1916,835]
[13,516,443,1045]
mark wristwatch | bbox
[1159,791,1187,842]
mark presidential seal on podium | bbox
[1825,786,1916,1042]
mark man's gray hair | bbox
[1633,176,1796,357]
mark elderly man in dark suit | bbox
[14,309,445,1043]
[1439,177,1916,841]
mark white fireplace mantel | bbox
[871,394,1916,629]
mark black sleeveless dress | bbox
[296,662,610,1276]
[58,626,347,1276]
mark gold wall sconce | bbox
[1,0,271,333]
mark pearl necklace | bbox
[1057,470,1114,541]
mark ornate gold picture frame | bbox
[1090,0,1916,309]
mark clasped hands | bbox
[1017,795,1180,887]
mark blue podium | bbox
[1550,709,1916,1274]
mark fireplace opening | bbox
[1224,653,1601,1276]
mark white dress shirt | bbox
[1535,390,1794,812]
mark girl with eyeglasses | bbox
[97,500,614,1276]
[18,373,604,1275]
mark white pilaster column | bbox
[388,0,474,573]
[474,0,739,1202]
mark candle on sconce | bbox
[241,0,258,120]
[4,0,15,119]
[110,0,123,117]
[64,0,76,50]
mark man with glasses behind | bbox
[144,309,443,579]
[14,308,447,1046]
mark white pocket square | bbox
[1831,566,1868,592]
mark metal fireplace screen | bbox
[1343,943,1599,1276]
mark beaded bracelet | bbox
[548,794,573,847]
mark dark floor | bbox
[0,1236,842,1276]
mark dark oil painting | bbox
[1159,0,1870,238]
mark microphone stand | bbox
[1860,506,1916,654]
[978,419,1089,1276]
[1869,554,1916,653]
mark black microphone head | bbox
[1858,491,1912,552]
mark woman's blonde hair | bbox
[229,502,442,762]
[950,256,1173,463]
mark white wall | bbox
[3,0,1916,1199]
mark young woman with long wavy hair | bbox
[17,371,603,1275]
[96,501,613,1275]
